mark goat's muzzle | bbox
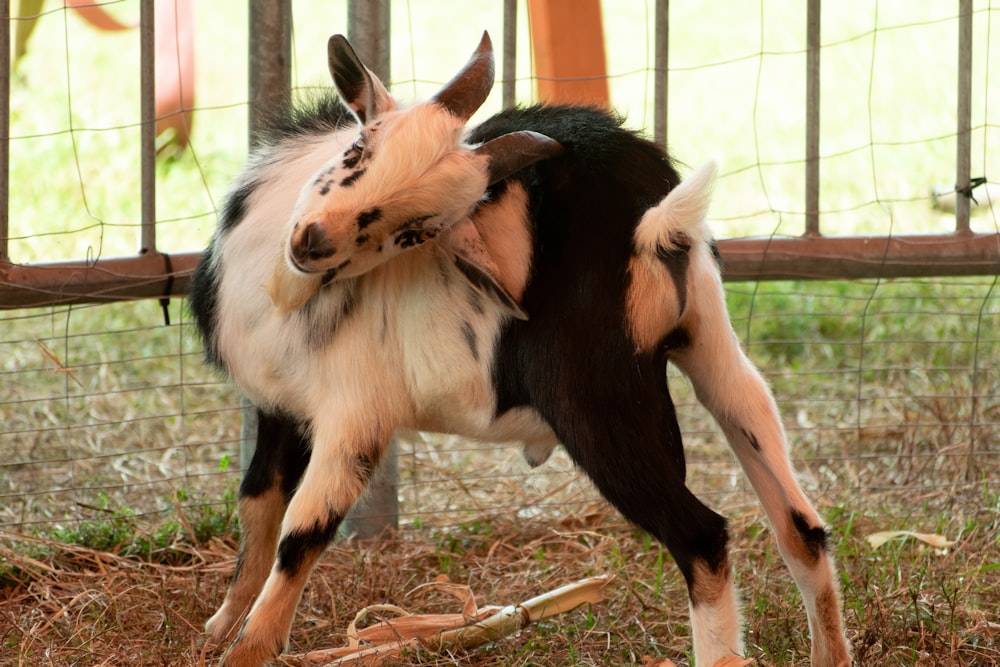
[289,221,337,272]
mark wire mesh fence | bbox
[1,0,997,540]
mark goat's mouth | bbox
[284,253,349,287]
[287,251,320,275]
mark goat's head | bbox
[271,32,560,313]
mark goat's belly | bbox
[221,342,310,415]
[417,401,560,465]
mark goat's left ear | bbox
[328,34,395,124]
[444,218,529,320]
[440,130,562,319]
[474,130,564,185]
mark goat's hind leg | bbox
[206,409,311,645]
[540,363,744,665]
[669,256,851,666]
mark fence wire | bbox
[1,1,998,537]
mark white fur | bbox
[633,160,716,254]
[689,587,744,665]
[668,241,850,667]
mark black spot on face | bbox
[341,133,369,170]
[320,259,352,285]
[356,208,382,230]
[394,229,436,249]
[355,233,369,246]
[393,216,437,249]
[341,168,367,187]
[342,153,361,170]
[315,165,338,195]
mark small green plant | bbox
[32,484,239,566]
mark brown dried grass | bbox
[1,486,997,667]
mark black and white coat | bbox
[190,31,851,667]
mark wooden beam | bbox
[528,0,609,106]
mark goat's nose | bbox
[290,222,337,267]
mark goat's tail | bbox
[626,161,717,354]
[633,160,717,256]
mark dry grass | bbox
[1,485,997,667]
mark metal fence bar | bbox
[347,0,390,85]
[249,0,292,142]
[653,0,669,148]
[0,253,199,308]
[805,0,821,236]
[502,0,517,109]
[718,233,1000,281]
[4,230,1000,311]
[1,0,10,263]
[140,0,156,254]
[955,0,973,233]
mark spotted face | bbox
[286,103,492,281]
[272,31,561,315]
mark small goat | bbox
[190,32,851,667]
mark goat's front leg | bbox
[670,257,851,667]
[219,416,390,667]
[206,409,311,645]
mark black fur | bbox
[791,509,830,564]
[467,106,730,582]
[656,241,691,316]
[240,409,312,500]
[277,516,343,577]
[356,208,382,229]
[341,168,366,187]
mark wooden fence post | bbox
[527,0,608,106]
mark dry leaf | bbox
[639,656,753,667]
[712,658,756,667]
[866,530,956,550]
[36,339,84,388]
[639,656,677,667]
[289,575,612,666]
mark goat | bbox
[189,31,851,667]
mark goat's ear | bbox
[444,219,529,321]
[474,130,564,185]
[431,31,495,121]
[327,34,395,124]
